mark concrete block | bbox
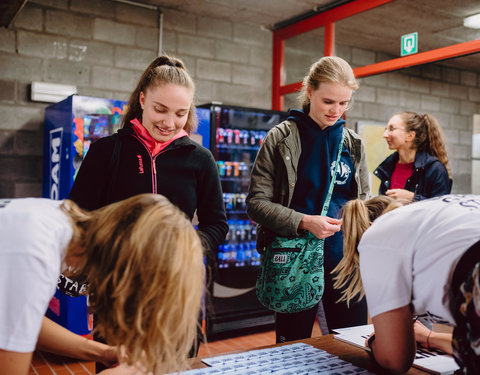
[460,101,477,116]
[355,86,375,103]
[0,156,42,180]
[0,80,16,103]
[430,81,450,97]
[70,0,114,18]
[360,73,387,88]
[347,103,364,119]
[111,91,130,102]
[178,34,215,59]
[0,55,44,82]
[161,30,176,54]
[421,95,441,112]
[451,115,471,132]
[0,28,17,53]
[420,64,441,80]
[335,44,352,63]
[136,26,158,50]
[92,66,139,92]
[450,84,468,100]
[398,92,421,110]
[451,173,470,194]
[16,82,32,104]
[93,19,136,46]
[214,82,257,107]
[0,181,14,199]
[18,31,67,59]
[15,130,43,156]
[409,77,430,94]
[77,86,116,100]
[248,45,271,68]
[439,97,460,114]
[457,160,473,175]
[162,9,196,34]
[196,59,231,82]
[14,182,43,198]
[461,71,477,87]
[451,144,469,159]
[69,39,113,65]
[0,130,14,155]
[194,80,215,104]
[116,2,158,28]
[363,102,392,122]
[429,112,450,129]
[114,46,156,70]
[443,129,459,144]
[0,104,43,131]
[232,65,266,87]
[13,4,43,31]
[352,48,375,66]
[30,0,68,9]
[233,24,269,47]
[216,40,249,64]
[468,87,480,102]
[177,55,196,78]
[459,130,473,146]
[46,10,92,38]
[376,88,400,106]
[441,67,460,84]
[45,60,90,85]
[198,16,232,40]
[387,72,410,90]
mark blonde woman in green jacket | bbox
[247,56,370,343]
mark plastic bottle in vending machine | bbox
[217,161,225,176]
[217,128,225,144]
[240,130,249,145]
[233,129,241,144]
[258,130,267,145]
[225,128,233,144]
[249,130,257,146]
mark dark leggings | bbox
[275,302,319,343]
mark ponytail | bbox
[398,112,451,177]
[423,114,451,177]
[332,196,404,306]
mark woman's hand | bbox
[385,189,414,201]
[413,321,431,348]
[298,215,341,239]
[413,321,453,354]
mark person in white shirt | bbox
[332,194,480,374]
[0,194,204,375]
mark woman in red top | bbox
[374,112,451,201]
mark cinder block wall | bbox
[0,0,272,198]
[0,0,478,197]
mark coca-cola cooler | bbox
[199,103,288,339]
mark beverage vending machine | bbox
[199,103,288,339]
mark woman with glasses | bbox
[374,112,451,201]
[247,56,370,343]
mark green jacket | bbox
[246,119,370,251]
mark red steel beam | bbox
[276,0,395,40]
[354,39,480,77]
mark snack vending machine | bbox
[42,95,212,335]
[199,103,288,339]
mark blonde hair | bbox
[397,112,451,177]
[332,196,405,306]
[122,55,197,134]
[298,56,359,112]
[62,194,204,374]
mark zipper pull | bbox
[153,159,157,175]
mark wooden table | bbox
[190,334,428,374]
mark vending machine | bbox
[199,103,288,339]
[42,95,211,335]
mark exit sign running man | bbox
[401,32,418,56]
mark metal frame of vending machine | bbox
[199,103,288,340]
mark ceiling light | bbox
[463,13,480,29]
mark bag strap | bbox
[307,128,345,240]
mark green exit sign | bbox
[401,32,418,56]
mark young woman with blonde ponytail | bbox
[374,112,451,201]
[333,194,480,374]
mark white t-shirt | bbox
[0,198,72,353]
[359,195,480,324]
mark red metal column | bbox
[324,22,335,57]
[272,32,284,111]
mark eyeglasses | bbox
[384,126,406,134]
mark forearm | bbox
[37,317,112,362]
[424,331,453,354]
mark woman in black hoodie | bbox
[374,112,452,201]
